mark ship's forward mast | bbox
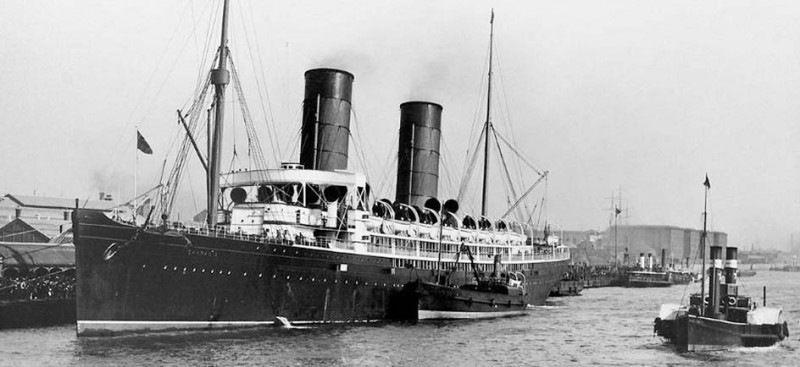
[207,0,231,228]
[150,0,271,226]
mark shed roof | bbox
[0,242,74,268]
[0,217,70,240]
[3,194,115,211]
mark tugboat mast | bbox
[481,10,495,216]
[699,175,710,316]
[207,0,231,227]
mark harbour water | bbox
[1,270,797,366]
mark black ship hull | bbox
[402,281,528,320]
[74,210,567,335]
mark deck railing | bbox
[158,222,569,263]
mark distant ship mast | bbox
[480,9,495,216]
[207,0,231,227]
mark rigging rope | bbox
[229,52,268,171]
[491,126,525,221]
[238,1,282,165]
[349,107,373,184]
[456,127,486,203]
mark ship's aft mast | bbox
[207,0,231,227]
[481,9,495,217]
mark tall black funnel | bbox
[395,101,442,208]
[300,68,354,171]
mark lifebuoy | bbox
[728,296,737,307]
[703,296,709,305]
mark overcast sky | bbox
[1,0,799,250]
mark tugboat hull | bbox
[403,281,529,320]
[655,314,788,351]
[686,315,787,350]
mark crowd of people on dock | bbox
[0,271,75,302]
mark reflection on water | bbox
[1,271,798,366]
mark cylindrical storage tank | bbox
[300,68,354,171]
[724,246,738,284]
[395,101,443,208]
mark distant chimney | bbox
[15,208,21,219]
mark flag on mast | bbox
[703,174,711,189]
[137,131,153,154]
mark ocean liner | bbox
[73,1,569,335]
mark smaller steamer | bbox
[653,178,788,351]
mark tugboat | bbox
[653,176,789,351]
[403,243,529,320]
